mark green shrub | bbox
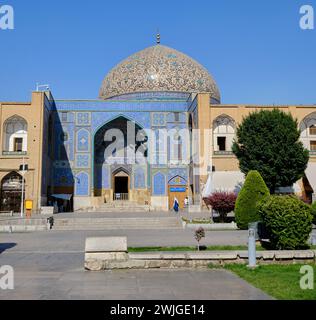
[259,195,313,250]
[311,202,316,225]
[235,170,270,229]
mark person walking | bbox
[184,197,189,208]
[173,197,179,213]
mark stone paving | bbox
[0,252,271,300]
[0,227,274,300]
[0,229,249,254]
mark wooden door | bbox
[168,185,188,210]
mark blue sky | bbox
[0,0,315,104]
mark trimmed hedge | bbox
[259,195,313,250]
[311,202,316,225]
[235,170,270,229]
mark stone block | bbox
[128,253,162,260]
[293,251,315,259]
[145,260,171,268]
[237,251,263,259]
[160,253,187,260]
[85,237,127,253]
[84,259,105,271]
[85,252,128,261]
[107,260,146,269]
[261,251,275,260]
[187,252,238,260]
[275,251,295,259]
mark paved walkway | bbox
[0,229,249,254]
[0,251,271,300]
[0,228,273,300]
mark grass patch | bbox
[128,245,264,252]
[218,264,316,300]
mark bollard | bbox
[248,228,257,268]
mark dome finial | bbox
[156,30,160,44]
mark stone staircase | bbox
[92,200,151,212]
[52,216,183,230]
[0,217,49,232]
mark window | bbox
[310,141,316,151]
[14,138,23,152]
[3,116,27,153]
[213,115,235,153]
[217,137,226,151]
[61,112,68,122]
[310,125,316,135]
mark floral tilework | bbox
[76,112,91,126]
[75,154,90,168]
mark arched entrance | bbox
[0,172,25,213]
[93,116,147,198]
[168,176,188,210]
[113,169,130,200]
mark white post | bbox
[20,157,25,218]
[248,228,257,268]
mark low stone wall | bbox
[84,237,316,271]
[185,222,238,230]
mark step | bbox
[52,217,183,230]
[0,218,49,226]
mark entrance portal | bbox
[115,177,128,194]
[113,171,129,200]
[0,172,25,213]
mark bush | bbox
[259,195,313,250]
[204,192,237,222]
[311,202,316,225]
[234,170,270,229]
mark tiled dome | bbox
[99,44,220,101]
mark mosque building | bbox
[0,37,315,213]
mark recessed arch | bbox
[93,115,148,197]
[300,112,316,152]
[0,171,25,213]
[2,115,28,153]
[212,114,236,153]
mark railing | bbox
[309,151,316,156]
[2,151,27,156]
[113,193,129,201]
[213,151,234,156]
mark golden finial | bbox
[156,30,161,44]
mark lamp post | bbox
[19,157,27,218]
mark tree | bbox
[194,227,205,251]
[235,170,270,229]
[311,202,316,225]
[204,192,237,223]
[232,109,309,194]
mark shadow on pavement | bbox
[0,243,16,254]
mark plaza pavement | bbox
[0,226,274,300]
[0,253,271,300]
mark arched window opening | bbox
[213,115,235,154]
[3,116,28,154]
